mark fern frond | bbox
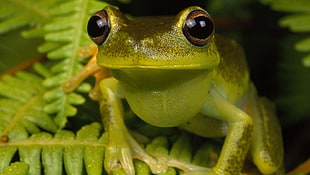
[262,0,310,66]
[0,0,62,37]
[38,0,110,128]
[0,122,106,175]
[0,71,58,143]
[0,118,222,175]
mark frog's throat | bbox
[117,69,213,127]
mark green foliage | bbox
[262,0,310,66]
[0,162,29,175]
[0,0,115,174]
[0,71,58,140]
[0,0,109,128]
[0,122,106,175]
[0,120,217,175]
[0,0,65,38]
[38,0,109,128]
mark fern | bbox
[0,122,106,175]
[0,0,62,37]
[0,70,58,142]
[261,0,310,66]
[0,0,110,128]
[38,0,110,128]
[1,120,220,175]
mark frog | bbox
[64,6,284,175]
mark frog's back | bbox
[213,34,250,103]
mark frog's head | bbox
[87,6,220,70]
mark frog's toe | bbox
[130,140,169,173]
[104,143,135,175]
[145,156,168,174]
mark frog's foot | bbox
[104,130,211,175]
[104,131,169,175]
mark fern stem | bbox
[0,140,106,147]
[66,0,90,78]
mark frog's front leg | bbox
[193,89,254,175]
[99,78,169,175]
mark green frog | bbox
[66,6,284,175]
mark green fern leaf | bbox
[77,121,105,175]
[0,162,29,175]
[295,36,310,66]
[0,0,62,37]
[280,14,310,32]
[0,71,58,142]
[271,0,310,12]
[170,133,192,163]
[38,0,110,128]
[279,13,310,66]
[0,147,17,172]
[0,122,106,175]
[263,0,310,66]
[19,133,52,175]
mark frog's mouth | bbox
[98,63,213,70]
[109,68,211,89]
[95,45,221,71]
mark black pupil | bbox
[87,16,107,38]
[186,16,213,39]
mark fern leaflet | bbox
[0,71,58,144]
[0,162,29,175]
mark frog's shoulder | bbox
[212,34,250,102]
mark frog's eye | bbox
[183,9,214,47]
[87,9,110,45]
